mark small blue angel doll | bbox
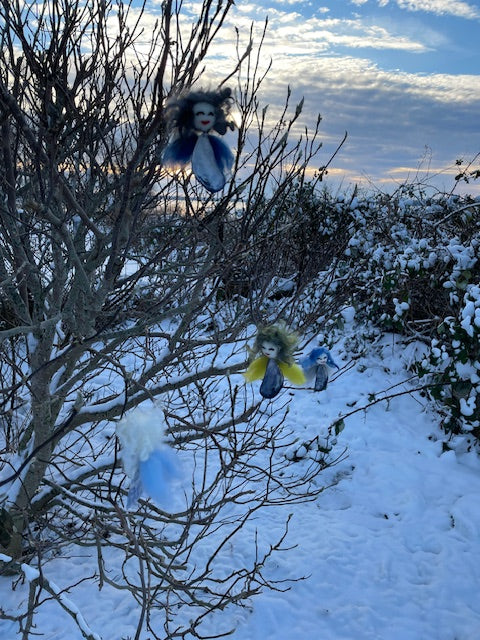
[162,87,235,193]
[300,347,339,392]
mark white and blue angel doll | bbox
[300,347,339,392]
[116,404,179,508]
[162,87,235,193]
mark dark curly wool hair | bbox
[164,87,234,137]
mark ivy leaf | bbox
[334,419,345,436]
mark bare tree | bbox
[0,1,343,637]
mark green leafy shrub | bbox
[417,283,480,436]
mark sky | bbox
[185,0,480,195]
[11,0,480,195]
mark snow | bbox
[53,587,101,640]
[2,332,480,639]
[460,396,476,418]
[20,562,40,582]
[340,305,356,324]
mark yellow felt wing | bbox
[243,356,268,382]
[279,362,307,385]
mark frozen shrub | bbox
[287,181,480,438]
[344,189,480,437]
[416,283,480,436]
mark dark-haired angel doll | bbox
[300,347,339,392]
[162,87,235,193]
[243,325,306,399]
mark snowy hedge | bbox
[338,188,479,437]
[272,183,480,439]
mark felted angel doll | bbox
[243,325,306,399]
[300,346,339,392]
[116,404,179,508]
[162,87,235,193]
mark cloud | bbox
[349,0,480,19]
[195,3,479,176]
[136,0,479,193]
[269,0,314,4]
[239,51,479,191]
[207,11,479,106]
[305,19,429,52]
[208,8,432,68]
[294,56,480,105]
[394,0,480,19]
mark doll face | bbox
[261,341,279,359]
[193,101,216,132]
[316,354,328,365]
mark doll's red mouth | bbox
[201,120,211,125]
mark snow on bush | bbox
[286,183,480,439]
[345,190,479,437]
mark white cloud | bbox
[213,9,431,61]
[395,0,480,19]
[270,0,312,4]
[259,53,480,108]
[207,3,479,101]
[135,0,479,193]
[349,0,479,18]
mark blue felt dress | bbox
[163,132,234,193]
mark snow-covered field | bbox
[2,330,480,640]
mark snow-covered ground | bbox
[232,334,480,640]
[2,330,480,640]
